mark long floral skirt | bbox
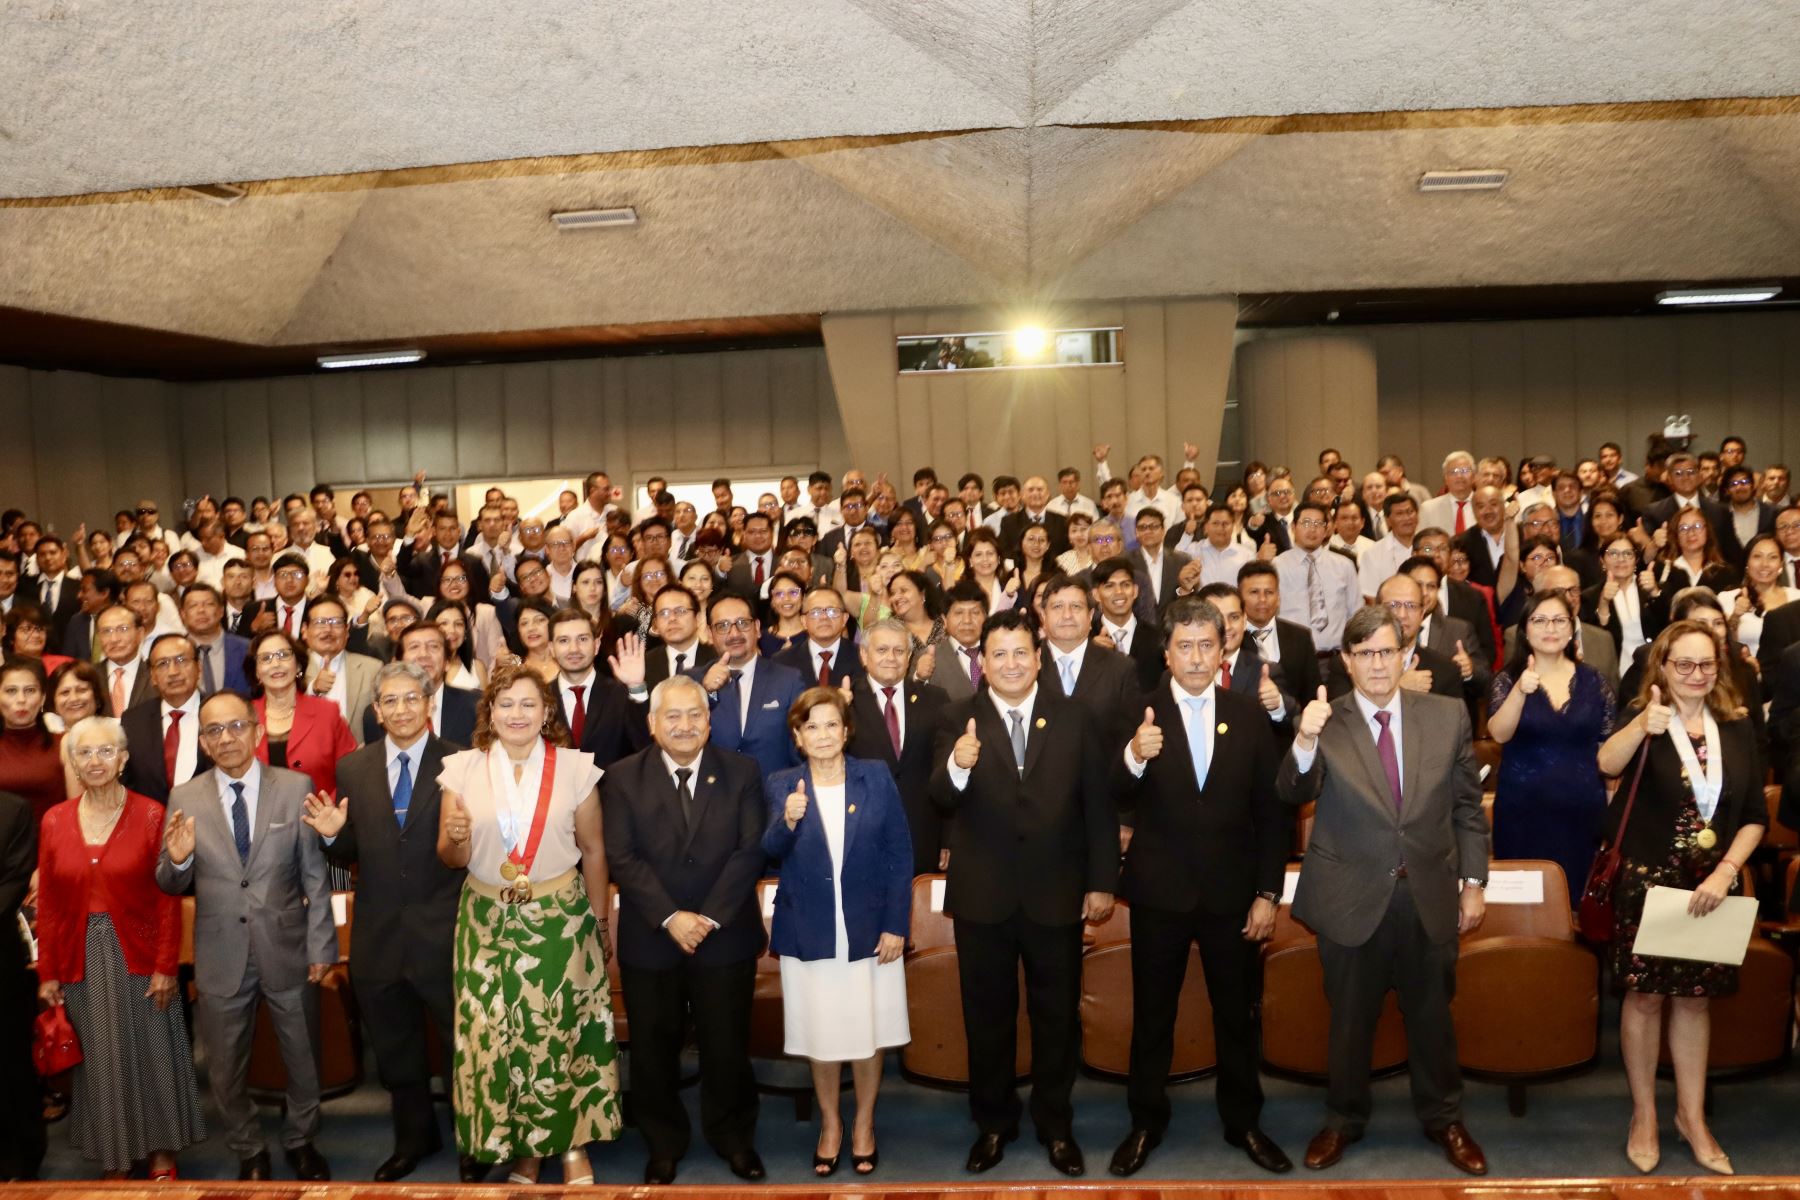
[453,875,622,1161]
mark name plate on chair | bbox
[1281,871,1300,905]
[1485,869,1544,905]
[930,878,947,912]
[330,893,349,926]
[761,884,778,919]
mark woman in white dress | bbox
[761,688,912,1177]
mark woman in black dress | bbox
[1596,620,1763,1176]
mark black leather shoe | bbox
[1045,1137,1085,1177]
[1109,1129,1162,1176]
[965,1131,1015,1174]
[458,1156,491,1184]
[726,1150,765,1181]
[373,1152,424,1182]
[1227,1129,1294,1174]
[285,1143,330,1181]
[644,1157,678,1185]
[238,1152,272,1181]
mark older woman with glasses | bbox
[1485,591,1615,903]
[37,717,204,1179]
[1597,621,1764,1175]
[246,630,356,801]
[1643,511,1740,639]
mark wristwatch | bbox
[1461,877,1487,890]
[1255,890,1280,903]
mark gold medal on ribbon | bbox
[1694,827,1717,850]
[500,860,519,881]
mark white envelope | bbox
[1630,886,1759,966]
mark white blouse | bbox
[439,742,603,886]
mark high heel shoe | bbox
[814,1129,843,1177]
[1624,1137,1659,1174]
[1675,1119,1733,1176]
[562,1148,595,1185]
[852,1147,879,1175]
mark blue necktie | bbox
[1058,656,1077,694]
[1184,695,1210,791]
[393,752,413,826]
[230,781,251,863]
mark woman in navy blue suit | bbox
[762,688,912,1178]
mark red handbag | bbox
[1578,739,1652,943]
[32,1004,82,1077]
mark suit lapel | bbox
[1399,690,1424,816]
[1022,693,1051,779]
[1337,696,1399,825]
[678,749,717,854]
[858,682,899,767]
[246,767,280,866]
[192,771,235,861]
[401,739,440,833]
[840,760,865,862]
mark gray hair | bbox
[375,660,436,698]
[1442,450,1474,473]
[1343,604,1404,650]
[650,674,708,715]
[63,715,128,765]
[1162,596,1224,642]
[862,617,910,644]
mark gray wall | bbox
[0,347,845,535]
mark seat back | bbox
[910,873,954,949]
[1661,936,1794,1071]
[1471,860,1574,940]
[1080,942,1214,1078]
[1452,936,1599,1074]
[900,947,1030,1085]
[1764,784,1797,851]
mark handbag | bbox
[1578,739,1652,942]
[32,1003,82,1077]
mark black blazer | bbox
[399,543,485,601]
[1244,511,1294,554]
[322,735,463,985]
[60,611,93,661]
[1644,561,1743,639]
[224,599,273,638]
[644,640,718,690]
[555,676,651,769]
[1762,600,1800,703]
[1128,547,1191,616]
[1324,643,1463,702]
[33,574,82,649]
[1641,495,1744,565]
[998,509,1070,561]
[0,791,34,975]
[1445,577,1498,667]
[1604,711,1763,863]
[1249,619,1322,708]
[360,685,477,748]
[1100,618,1166,694]
[1118,685,1287,915]
[929,688,1120,926]
[1770,640,1800,782]
[772,638,866,690]
[1039,641,1141,751]
[847,675,950,875]
[119,697,212,802]
[601,744,767,971]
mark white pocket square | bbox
[761,699,781,709]
[269,821,291,830]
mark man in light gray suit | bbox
[156,689,338,1182]
[1278,606,1491,1177]
[302,596,381,744]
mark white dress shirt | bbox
[946,685,1038,790]
[387,734,426,798]
[559,670,597,734]
[161,697,201,787]
[1125,678,1218,774]
[1245,620,1281,666]
[662,641,702,680]
[1196,541,1253,588]
[1357,533,1414,598]
[103,657,143,710]
[1045,493,1099,520]
[1275,546,1362,651]
[1100,614,1138,656]
[1049,640,1088,694]
[872,679,908,749]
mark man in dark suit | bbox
[1278,607,1491,1176]
[816,487,881,562]
[602,675,768,1186]
[30,536,82,650]
[179,584,251,698]
[1769,642,1800,829]
[359,622,478,747]
[1639,451,1744,564]
[304,663,476,1182]
[930,610,1119,1177]
[849,618,951,874]
[1412,528,1499,668]
[548,609,650,768]
[121,633,211,801]
[59,568,120,661]
[1195,584,1294,722]
[1325,575,1465,702]
[1238,562,1322,709]
[1763,595,1800,708]
[998,477,1071,561]
[93,603,155,713]
[1038,574,1140,751]
[220,560,273,637]
[1245,477,1297,554]
[1453,487,1519,611]
[1109,596,1292,1176]
[723,512,778,599]
[1092,557,1165,692]
[0,785,41,1180]
[695,593,805,779]
[772,584,866,690]
[399,512,485,602]
[1128,509,1190,616]
[1402,557,1492,722]
[643,584,717,689]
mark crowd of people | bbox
[0,429,1793,1184]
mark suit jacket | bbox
[194,632,251,696]
[98,656,159,712]
[1763,600,1800,717]
[645,639,717,690]
[998,509,1070,561]
[1444,577,1498,667]
[1128,547,1192,615]
[1455,525,1520,606]
[1418,492,1478,540]
[300,651,377,744]
[0,791,35,978]
[1421,613,1492,710]
[1277,690,1488,946]
[1770,641,1800,810]
[929,687,1120,926]
[773,638,866,690]
[322,736,463,985]
[360,684,478,748]
[224,599,274,638]
[1119,685,1287,914]
[1248,620,1322,710]
[761,757,912,961]
[1502,621,1620,694]
[1220,640,1294,722]
[847,675,950,873]
[554,675,651,769]
[155,765,337,996]
[398,543,485,603]
[930,640,983,704]
[120,697,212,802]
[253,693,356,798]
[1040,641,1141,751]
[60,611,94,661]
[724,552,778,599]
[601,744,767,971]
[1244,511,1294,555]
[1100,618,1166,694]
[695,658,806,779]
[1642,495,1744,564]
[33,573,82,649]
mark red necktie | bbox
[1219,660,1232,691]
[163,709,184,785]
[281,605,295,635]
[568,685,587,736]
[1454,500,1467,535]
[817,650,832,688]
[753,556,765,587]
[967,647,981,687]
[882,685,902,756]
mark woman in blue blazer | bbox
[762,686,912,1178]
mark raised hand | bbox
[1182,441,1200,462]
[1637,565,1659,596]
[1131,706,1163,761]
[444,790,472,845]
[1257,663,1282,713]
[1297,686,1331,746]
[1651,524,1668,550]
[311,665,337,696]
[1643,684,1671,735]
[1257,534,1276,561]
[164,809,197,865]
[702,657,732,693]
[838,675,854,704]
[952,718,981,770]
[1093,443,1111,464]
[1451,639,1474,680]
[1517,654,1541,695]
[913,643,938,681]
[301,790,349,839]
[1600,576,1620,604]
[784,778,809,830]
[608,632,647,688]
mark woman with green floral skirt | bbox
[437,662,622,1184]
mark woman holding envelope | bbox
[1597,619,1764,1176]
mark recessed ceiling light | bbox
[317,349,426,369]
[550,207,638,231]
[180,182,247,205]
[1655,286,1782,307]
[1417,169,1508,193]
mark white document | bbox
[1631,886,1758,966]
[1281,869,1300,905]
[930,877,947,912]
[1485,869,1544,905]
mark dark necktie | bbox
[753,556,765,587]
[41,578,54,608]
[163,709,184,785]
[1374,711,1403,814]
[568,684,587,736]
[967,647,982,687]
[882,685,901,756]
[674,652,688,677]
[198,643,216,696]
[1007,708,1026,774]
[230,781,251,863]
[817,649,832,688]
[393,752,413,826]
[674,767,694,835]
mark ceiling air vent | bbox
[180,182,247,205]
[550,207,638,231]
[1417,169,1508,193]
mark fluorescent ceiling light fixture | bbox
[1417,169,1508,192]
[1655,286,1782,306]
[551,207,638,230]
[317,349,426,369]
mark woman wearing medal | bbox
[1597,620,1764,1176]
[437,662,622,1185]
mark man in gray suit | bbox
[1278,607,1490,1177]
[156,689,338,1181]
[302,595,381,743]
[928,580,990,704]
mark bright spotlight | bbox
[1012,326,1048,357]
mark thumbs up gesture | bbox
[1297,685,1332,746]
[1451,639,1474,681]
[953,717,981,769]
[444,790,472,845]
[1257,534,1277,561]
[301,790,349,838]
[164,809,198,865]
[1132,706,1164,761]
[1257,662,1282,713]
[784,778,809,830]
[838,675,854,704]
[1643,684,1672,735]
[1517,654,1541,695]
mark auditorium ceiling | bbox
[3,1,1798,375]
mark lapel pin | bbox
[1035,717,1047,729]
[847,804,857,814]
[910,693,917,703]
[705,775,716,785]
[1217,722,1229,734]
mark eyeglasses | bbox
[376,692,427,710]
[136,507,158,516]
[307,616,346,629]
[1347,647,1400,664]
[1383,600,1421,613]
[1524,553,1558,566]
[1527,615,1571,630]
[1602,548,1637,560]
[1669,467,1699,479]
[275,568,307,580]
[1445,467,1474,478]
[638,570,668,584]
[151,655,194,671]
[440,573,468,584]
[70,745,121,762]
[1092,535,1120,546]
[255,649,294,665]
[769,588,803,602]
[711,617,755,634]
[1674,523,1706,536]
[806,607,843,620]
[516,569,546,583]
[200,719,256,740]
[1667,658,1718,677]
[654,606,695,620]
[1294,518,1329,530]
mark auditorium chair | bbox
[901,873,1030,1086]
[1077,898,1218,1080]
[1260,866,1407,1080]
[1763,784,1796,854]
[747,877,815,1118]
[1451,861,1600,1115]
[1658,868,1796,1079]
